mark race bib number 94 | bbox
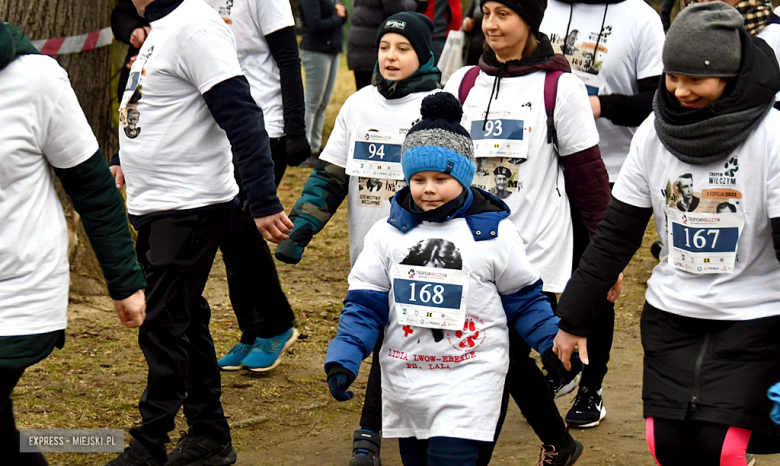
[667,208,744,274]
[391,264,469,329]
[346,131,404,180]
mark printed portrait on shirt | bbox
[665,160,743,214]
[472,157,523,199]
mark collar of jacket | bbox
[0,22,40,71]
[388,187,510,241]
[479,33,571,77]
[146,0,184,22]
[556,0,625,4]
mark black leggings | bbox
[647,417,752,466]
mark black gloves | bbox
[286,135,311,167]
[327,364,356,401]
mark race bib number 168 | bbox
[391,264,469,329]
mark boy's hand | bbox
[553,329,589,371]
[255,211,294,243]
[113,289,146,328]
[110,165,125,189]
[328,373,354,401]
[327,365,356,401]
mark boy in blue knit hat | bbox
[324,92,572,465]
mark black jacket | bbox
[111,0,150,96]
[299,0,348,54]
[346,0,420,72]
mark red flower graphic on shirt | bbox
[447,314,486,352]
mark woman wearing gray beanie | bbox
[554,2,780,464]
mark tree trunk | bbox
[1,0,119,296]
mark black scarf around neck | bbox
[653,30,779,165]
[400,187,469,223]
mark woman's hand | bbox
[335,3,346,18]
[462,17,474,32]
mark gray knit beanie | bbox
[663,2,744,78]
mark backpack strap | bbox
[769,12,780,26]
[544,70,565,149]
[458,66,481,104]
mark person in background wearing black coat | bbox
[298,0,348,167]
[347,0,428,90]
[461,0,485,66]
[111,0,150,98]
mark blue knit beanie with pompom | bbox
[401,92,476,188]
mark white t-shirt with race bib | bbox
[444,67,599,293]
[541,0,665,182]
[319,86,439,264]
[206,0,295,138]
[0,55,98,335]
[350,216,541,441]
[118,0,242,216]
[758,21,780,104]
[613,111,780,321]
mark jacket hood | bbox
[388,187,510,241]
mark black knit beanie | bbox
[489,0,548,34]
[376,12,435,65]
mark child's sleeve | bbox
[324,224,392,377]
[495,228,559,360]
[275,160,349,264]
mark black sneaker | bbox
[107,440,164,466]
[166,432,237,466]
[536,434,583,466]
[566,386,607,428]
[544,351,583,400]
[350,429,381,466]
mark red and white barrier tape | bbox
[31,27,114,56]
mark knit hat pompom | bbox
[420,90,463,122]
[663,2,744,78]
[401,92,476,188]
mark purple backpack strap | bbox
[458,66,481,104]
[544,70,564,147]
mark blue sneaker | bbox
[218,342,252,371]
[242,328,300,372]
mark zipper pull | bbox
[691,396,698,411]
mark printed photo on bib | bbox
[472,157,523,200]
[664,163,745,274]
[550,28,610,95]
[384,179,407,201]
[469,107,531,160]
[357,177,385,208]
[346,130,404,180]
[392,239,469,330]
[119,45,154,139]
